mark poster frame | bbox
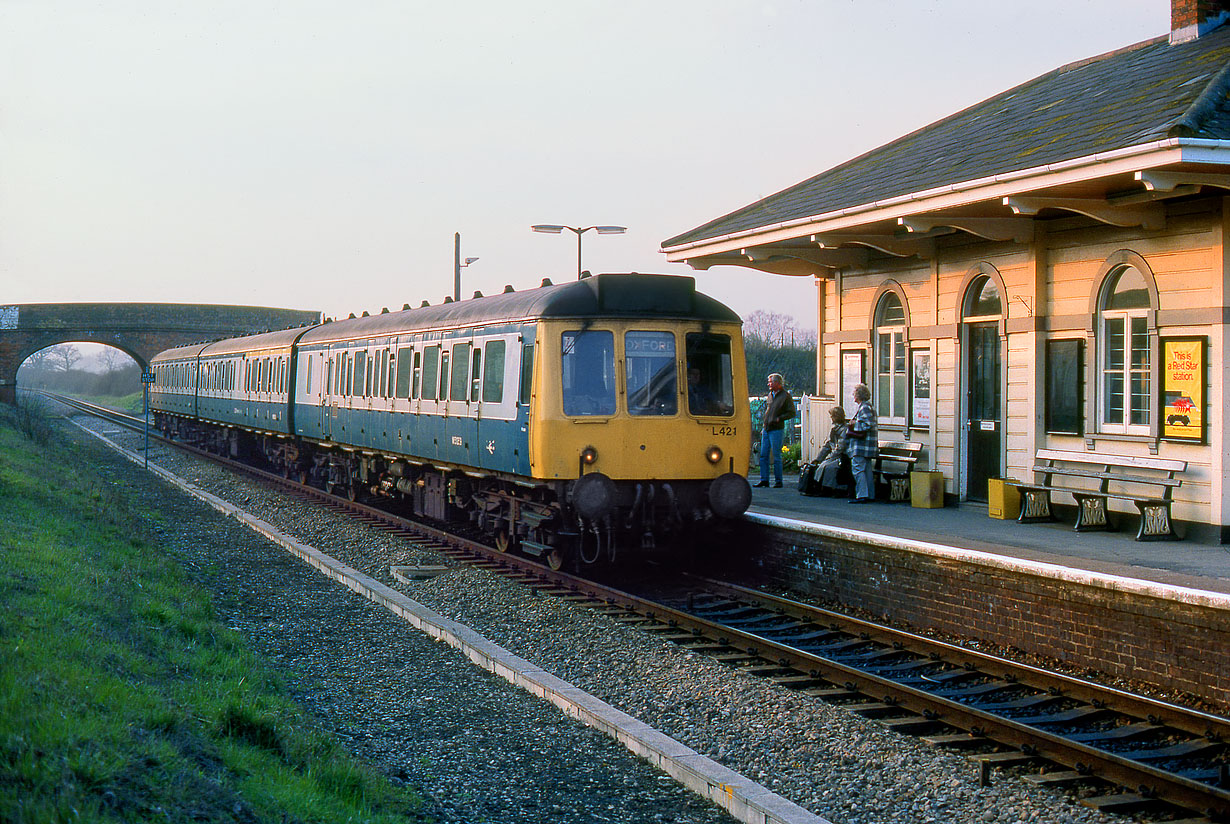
[910,348,931,429]
[1159,335,1206,443]
[1044,338,1084,436]
[840,349,865,410]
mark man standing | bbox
[754,373,795,488]
[847,383,878,503]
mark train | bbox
[149,272,753,569]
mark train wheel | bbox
[298,468,310,485]
[495,529,512,553]
[346,483,359,502]
[546,548,565,571]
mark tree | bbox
[741,311,817,396]
[48,344,82,373]
[96,346,133,373]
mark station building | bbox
[662,1,1230,541]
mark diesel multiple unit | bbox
[150,273,753,568]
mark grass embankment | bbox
[76,391,145,415]
[0,405,427,823]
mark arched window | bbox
[963,275,1002,319]
[1099,265,1151,433]
[875,292,907,422]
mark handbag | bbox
[846,421,866,440]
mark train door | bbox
[324,344,340,440]
[476,336,519,472]
[441,340,475,466]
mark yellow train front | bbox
[517,274,751,566]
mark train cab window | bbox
[561,330,616,416]
[439,350,451,400]
[625,331,678,416]
[395,347,412,398]
[422,345,440,400]
[450,343,470,401]
[483,340,505,403]
[519,342,533,406]
[469,347,482,402]
[685,333,735,416]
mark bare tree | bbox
[742,310,816,346]
[24,348,53,372]
[97,346,133,374]
[48,344,82,373]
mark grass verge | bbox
[0,405,428,823]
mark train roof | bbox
[200,326,311,357]
[149,342,211,363]
[298,272,741,345]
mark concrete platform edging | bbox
[80,423,831,824]
[745,511,1230,611]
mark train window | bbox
[519,343,534,405]
[483,340,505,403]
[422,345,440,400]
[470,348,482,402]
[364,350,374,397]
[450,343,471,401]
[304,356,313,395]
[439,350,451,400]
[384,349,393,398]
[625,331,678,416]
[411,350,422,399]
[561,330,616,416]
[353,351,366,397]
[685,333,735,417]
[395,347,412,398]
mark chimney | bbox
[1172,0,1230,43]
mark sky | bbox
[1,1,1168,335]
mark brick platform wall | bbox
[721,519,1230,710]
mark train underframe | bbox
[156,413,746,570]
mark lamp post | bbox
[531,224,626,278]
[453,232,479,301]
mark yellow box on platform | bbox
[988,478,1020,520]
[910,470,945,508]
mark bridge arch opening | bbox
[17,342,143,404]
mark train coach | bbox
[150,273,752,568]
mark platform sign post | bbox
[141,371,155,469]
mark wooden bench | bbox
[1012,449,1187,541]
[875,440,923,502]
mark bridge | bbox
[0,303,321,404]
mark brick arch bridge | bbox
[0,303,321,404]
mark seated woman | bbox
[812,406,853,496]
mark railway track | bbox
[49,392,1230,823]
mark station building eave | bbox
[661,139,1230,277]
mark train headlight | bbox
[705,445,723,464]
[581,446,599,465]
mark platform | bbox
[746,479,1230,599]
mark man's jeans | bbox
[759,427,784,484]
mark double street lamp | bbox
[531,224,626,278]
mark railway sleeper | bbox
[1012,706,1115,726]
[1078,792,1158,815]
[877,716,950,735]
[923,733,991,750]
[1065,720,1165,744]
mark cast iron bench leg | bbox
[887,475,910,502]
[1134,500,1179,541]
[1016,488,1055,523]
[1070,493,1112,532]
